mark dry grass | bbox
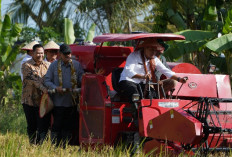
[0,132,136,157]
[0,132,232,157]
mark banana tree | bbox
[206,34,232,76]
[0,14,23,106]
[164,30,217,73]
[206,7,232,76]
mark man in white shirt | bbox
[20,41,39,80]
[118,38,187,103]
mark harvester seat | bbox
[112,67,124,93]
[111,67,130,102]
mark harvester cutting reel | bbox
[183,98,232,154]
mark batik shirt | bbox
[21,59,50,107]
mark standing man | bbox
[44,40,60,63]
[21,44,50,144]
[45,44,84,146]
[20,41,39,80]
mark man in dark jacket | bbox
[45,44,84,147]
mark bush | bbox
[0,103,26,134]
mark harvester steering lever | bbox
[175,76,188,99]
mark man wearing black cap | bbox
[45,44,84,146]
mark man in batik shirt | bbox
[21,44,50,144]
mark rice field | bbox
[0,105,230,157]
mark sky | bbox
[1,0,37,27]
[1,0,12,16]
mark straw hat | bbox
[44,41,60,50]
[138,38,164,51]
[21,41,39,51]
[39,93,54,118]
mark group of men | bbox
[21,41,83,146]
[20,38,187,147]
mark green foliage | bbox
[222,7,232,34]
[203,0,218,21]
[175,30,217,41]
[78,0,152,33]
[19,27,37,43]
[206,34,232,53]
[206,33,232,75]
[38,27,61,44]
[164,30,217,61]
[0,14,22,107]
[151,2,168,33]
[0,103,26,134]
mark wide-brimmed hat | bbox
[21,41,39,51]
[60,43,72,54]
[44,41,60,50]
[39,93,54,118]
[138,38,164,51]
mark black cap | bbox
[60,44,71,54]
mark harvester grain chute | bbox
[70,33,232,155]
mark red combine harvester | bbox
[70,33,232,155]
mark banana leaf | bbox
[85,23,96,42]
[166,9,186,30]
[11,23,23,38]
[206,33,232,53]
[175,30,217,41]
[64,18,75,44]
[164,40,207,61]
[4,45,20,67]
[1,14,11,38]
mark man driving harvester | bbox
[118,38,187,107]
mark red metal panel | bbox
[216,75,232,98]
[109,102,137,144]
[79,74,110,144]
[215,75,232,114]
[139,99,193,137]
[147,109,203,144]
[95,46,133,76]
[170,63,201,74]
[70,45,96,72]
[93,33,185,43]
[172,73,217,98]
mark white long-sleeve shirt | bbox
[119,50,175,84]
[20,54,32,80]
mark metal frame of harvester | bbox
[70,33,232,155]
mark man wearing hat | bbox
[20,41,39,80]
[44,41,60,63]
[45,44,84,146]
[118,38,187,104]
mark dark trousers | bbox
[118,80,157,104]
[51,106,79,146]
[22,104,51,144]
